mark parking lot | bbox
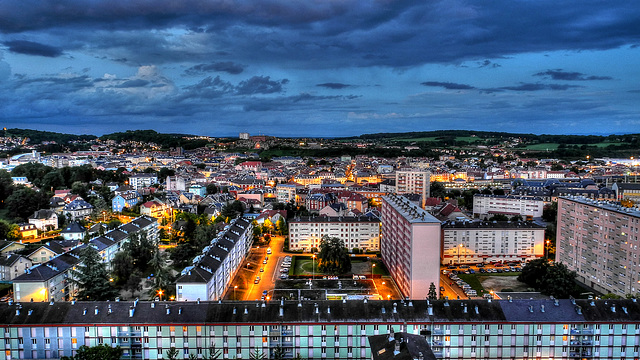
[441,261,526,299]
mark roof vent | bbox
[134,298,139,307]
[233,307,237,315]
[314,303,319,314]
[575,305,582,315]
[474,305,479,315]
[178,307,183,315]
[622,306,628,314]
[244,307,248,315]
[463,304,467,314]
[528,305,533,313]
[83,308,87,316]
[540,305,545,313]
[507,296,512,302]
[381,307,386,314]
[197,298,200,304]
[427,304,433,316]
[49,300,54,306]
[15,308,20,316]
[408,301,413,307]
[94,306,99,315]
[554,299,560,307]
[279,306,284,317]
[151,302,156,308]
[298,301,302,308]
[327,306,330,314]
[166,305,170,315]
[611,304,616,313]
[71,300,75,305]
[393,303,397,313]
[28,309,33,316]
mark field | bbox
[521,142,626,151]
[393,136,486,143]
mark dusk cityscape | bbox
[2,1,640,360]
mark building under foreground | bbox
[2,298,640,359]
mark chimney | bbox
[108,305,112,314]
[327,306,331,314]
[166,305,170,315]
[315,303,319,314]
[83,308,87,316]
[129,306,135,317]
[15,308,20,316]
[393,303,397,313]
[540,305,545,313]
[279,306,284,317]
[393,340,401,356]
[178,307,183,315]
[151,302,156,308]
[244,307,248,315]
[427,304,433,316]
[94,306,99,315]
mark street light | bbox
[312,255,316,284]
[234,285,238,300]
[545,240,550,259]
[372,263,376,278]
[458,244,464,265]
[157,289,163,301]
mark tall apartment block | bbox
[395,170,430,208]
[442,220,545,265]
[381,194,441,299]
[288,216,380,252]
[2,299,640,360]
[557,196,640,296]
[473,195,544,220]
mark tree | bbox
[71,246,119,301]
[111,251,134,284]
[124,231,154,270]
[0,170,14,202]
[163,347,179,360]
[148,246,171,299]
[61,344,123,360]
[537,262,577,299]
[125,269,143,298]
[317,236,351,274]
[276,218,288,235]
[249,349,267,360]
[6,186,50,221]
[206,183,218,194]
[0,220,21,241]
[272,346,285,360]
[202,346,221,360]
[517,258,549,289]
[427,282,438,300]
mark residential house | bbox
[62,199,94,220]
[140,200,171,219]
[112,190,141,212]
[17,223,37,239]
[28,242,66,264]
[0,254,32,281]
[60,222,86,241]
[28,209,58,231]
[0,241,26,256]
[129,173,158,189]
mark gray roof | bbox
[61,222,85,234]
[12,254,79,282]
[3,299,640,326]
[29,209,57,220]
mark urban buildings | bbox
[175,217,253,301]
[395,170,430,208]
[288,216,381,252]
[128,173,158,190]
[381,194,441,299]
[441,220,545,265]
[2,298,640,360]
[557,196,640,297]
[472,195,544,220]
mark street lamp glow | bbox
[157,289,164,301]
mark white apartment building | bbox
[129,173,158,189]
[441,220,545,265]
[381,194,441,299]
[288,216,380,252]
[395,170,430,208]
[175,217,253,301]
[276,183,297,203]
[557,196,640,296]
[472,194,544,220]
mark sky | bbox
[0,0,639,138]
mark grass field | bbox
[521,142,625,150]
[393,136,486,143]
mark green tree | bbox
[71,246,119,301]
[203,346,221,360]
[0,220,21,240]
[124,231,154,270]
[41,170,66,190]
[6,186,50,221]
[163,347,179,360]
[148,246,171,299]
[206,183,218,194]
[537,262,577,299]
[249,349,267,360]
[276,218,288,235]
[61,344,123,360]
[272,346,285,360]
[110,251,134,284]
[428,282,438,300]
[517,258,549,289]
[317,236,351,274]
[0,170,14,202]
[125,269,143,298]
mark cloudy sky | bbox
[0,1,639,137]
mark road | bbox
[226,235,286,301]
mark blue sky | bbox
[0,0,639,137]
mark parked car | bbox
[263,259,268,264]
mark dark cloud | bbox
[184,62,245,75]
[317,83,351,89]
[235,76,288,95]
[180,76,235,99]
[0,1,638,68]
[497,83,581,91]
[3,40,63,57]
[534,69,612,81]
[478,60,501,68]
[115,79,150,88]
[421,81,475,90]
[243,93,359,111]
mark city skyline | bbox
[0,1,639,137]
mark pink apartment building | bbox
[557,196,640,296]
[381,194,441,299]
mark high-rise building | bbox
[395,170,430,208]
[473,194,544,220]
[381,194,441,299]
[557,196,640,296]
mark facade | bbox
[395,170,430,208]
[2,299,640,360]
[166,176,187,191]
[129,173,158,190]
[612,182,640,201]
[441,220,545,265]
[18,224,37,240]
[288,216,381,252]
[28,210,58,231]
[60,222,86,241]
[140,200,171,219]
[557,196,640,296]
[62,199,94,220]
[175,217,253,301]
[0,254,32,281]
[472,195,544,220]
[381,194,441,299]
[276,183,297,203]
[12,216,158,303]
[112,190,141,212]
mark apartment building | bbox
[129,173,158,190]
[12,216,158,303]
[472,195,544,220]
[175,217,253,301]
[441,220,545,265]
[288,216,381,252]
[395,170,430,208]
[381,194,441,299]
[2,298,640,360]
[557,196,640,296]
